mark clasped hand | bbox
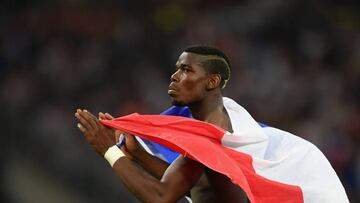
[75,109,116,156]
[75,109,144,160]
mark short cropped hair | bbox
[184,45,231,89]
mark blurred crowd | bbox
[1,0,359,202]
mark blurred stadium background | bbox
[0,0,359,202]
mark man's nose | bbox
[170,70,180,82]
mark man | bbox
[76,46,248,202]
[75,45,348,202]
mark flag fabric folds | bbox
[101,97,348,203]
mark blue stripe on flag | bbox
[124,106,269,163]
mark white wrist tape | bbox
[104,145,125,167]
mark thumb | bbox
[123,134,140,149]
[98,112,106,120]
[105,113,114,120]
[99,112,114,120]
[115,130,122,142]
[123,133,136,142]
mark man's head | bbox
[168,45,231,106]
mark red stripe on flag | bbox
[101,113,303,203]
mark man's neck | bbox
[188,94,233,132]
[189,95,224,122]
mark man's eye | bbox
[177,66,190,73]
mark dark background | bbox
[1,0,359,202]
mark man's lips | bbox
[168,89,177,95]
[168,83,179,90]
[168,84,179,95]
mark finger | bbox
[99,112,114,120]
[75,110,93,131]
[105,113,114,119]
[124,134,145,151]
[86,110,102,128]
[80,110,100,129]
[124,133,136,142]
[115,130,122,141]
[75,110,94,131]
[99,112,106,120]
[77,123,87,133]
[74,109,83,119]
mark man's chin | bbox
[170,98,187,106]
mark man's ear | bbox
[206,74,221,90]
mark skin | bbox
[75,52,246,203]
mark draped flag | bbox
[101,97,348,203]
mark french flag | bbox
[101,97,348,203]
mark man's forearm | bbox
[111,157,176,203]
[133,149,171,180]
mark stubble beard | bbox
[170,97,188,106]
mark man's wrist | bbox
[104,145,125,167]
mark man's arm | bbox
[113,155,202,203]
[122,140,169,180]
[126,141,171,180]
[75,109,203,203]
